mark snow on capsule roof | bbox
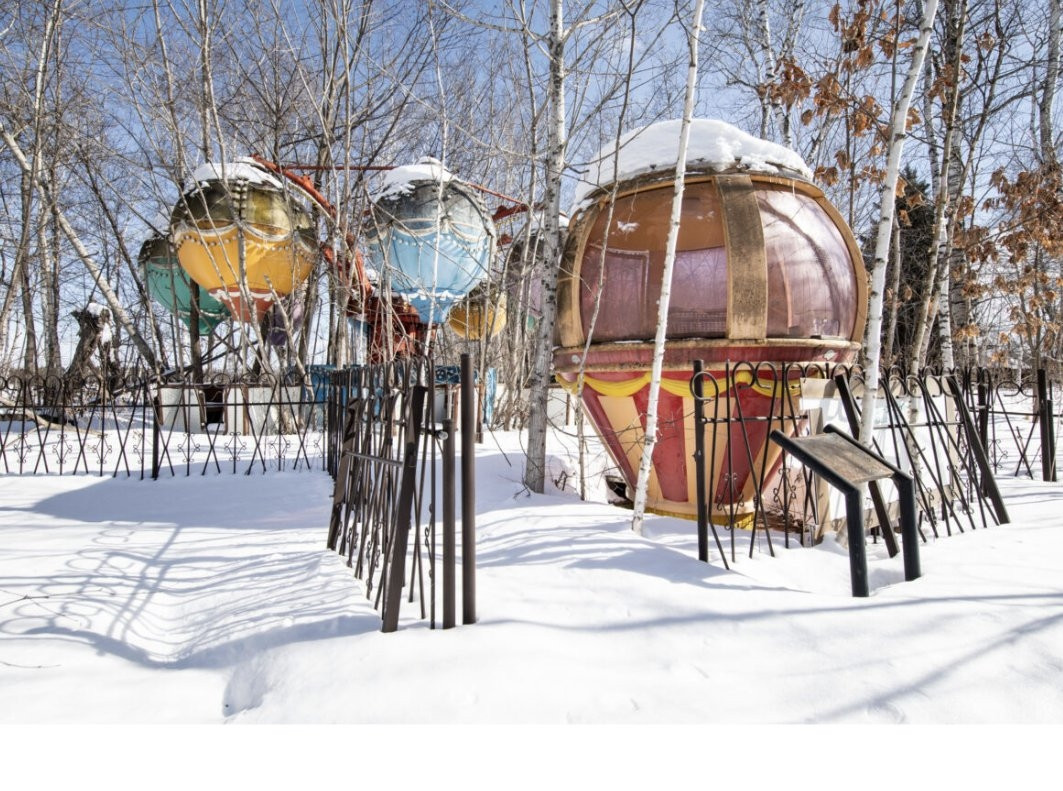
[189,158,284,189]
[372,156,454,201]
[571,118,813,213]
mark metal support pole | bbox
[945,375,1009,524]
[460,353,476,625]
[977,373,990,454]
[151,392,161,481]
[1038,370,1053,481]
[897,474,921,581]
[1048,399,1057,483]
[442,418,456,629]
[844,487,869,598]
[381,386,426,633]
[693,360,708,563]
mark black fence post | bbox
[151,389,161,481]
[460,353,476,625]
[693,360,708,563]
[945,375,1010,524]
[690,360,728,569]
[843,486,869,597]
[381,385,427,633]
[442,417,456,629]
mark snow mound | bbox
[190,158,283,189]
[373,156,454,201]
[571,118,813,212]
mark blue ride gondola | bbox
[365,157,496,327]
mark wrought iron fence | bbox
[685,362,1014,568]
[326,355,475,632]
[0,371,329,478]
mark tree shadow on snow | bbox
[0,475,380,668]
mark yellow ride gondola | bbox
[171,160,317,323]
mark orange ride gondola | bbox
[554,119,867,522]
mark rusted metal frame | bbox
[340,384,373,559]
[327,407,360,552]
[693,361,709,562]
[364,376,405,595]
[1037,369,1057,482]
[912,377,968,535]
[996,383,1038,477]
[106,394,136,478]
[938,383,993,531]
[15,384,39,474]
[878,380,929,542]
[832,375,902,555]
[361,460,391,600]
[773,368,797,548]
[441,417,456,627]
[461,353,477,625]
[426,361,439,629]
[240,385,272,475]
[290,387,318,471]
[719,363,737,563]
[790,367,820,548]
[881,385,948,538]
[975,370,993,471]
[917,376,988,532]
[0,379,16,474]
[329,418,358,553]
[199,397,225,475]
[347,389,376,558]
[29,383,55,475]
[725,372,766,557]
[691,360,729,569]
[406,365,432,617]
[706,370,729,563]
[151,389,178,478]
[944,375,1009,525]
[773,364,803,546]
[360,394,398,586]
[799,366,832,546]
[892,379,965,536]
[91,393,107,477]
[728,365,774,558]
[351,455,380,578]
[382,384,427,632]
[138,383,152,480]
[68,389,99,475]
[749,364,780,553]
[412,359,432,617]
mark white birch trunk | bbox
[1041,0,1061,166]
[524,0,567,493]
[859,0,940,444]
[910,0,966,372]
[630,0,707,534]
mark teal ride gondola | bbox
[139,234,230,334]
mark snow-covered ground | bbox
[1,427,1060,778]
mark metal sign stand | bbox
[770,425,921,597]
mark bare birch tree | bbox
[859,0,939,443]
[629,0,707,534]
